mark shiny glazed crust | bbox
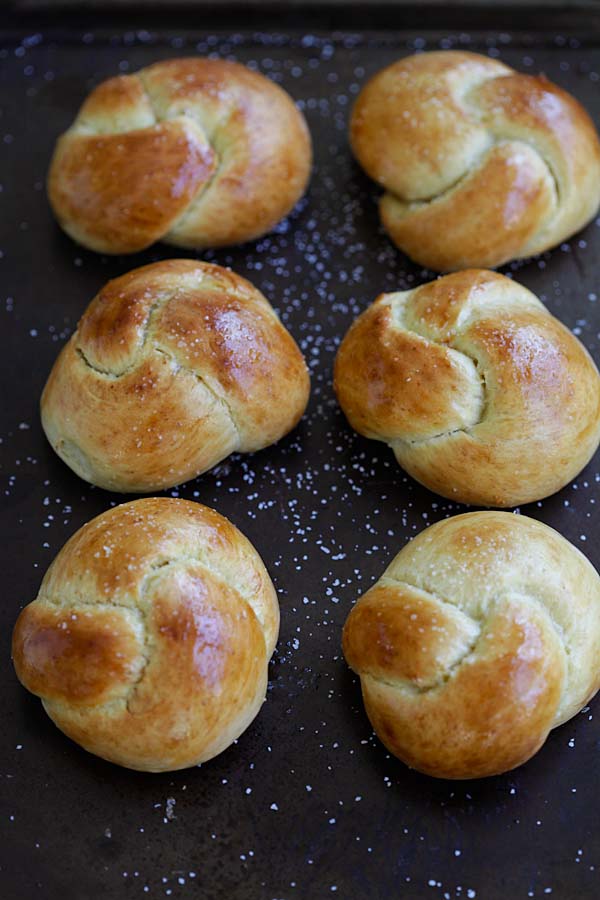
[350,51,600,270]
[343,511,600,779]
[333,269,600,507]
[41,259,310,492]
[12,498,280,772]
[48,58,312,253]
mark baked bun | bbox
[41,259,310,492]
[48,57,311,254]
[334,269,600,507]
[350,50,600,271]
[343,511,600,779]
[12,498,279,772]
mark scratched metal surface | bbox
[1,18,600,900]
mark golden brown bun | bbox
[343,511,600,779]
[48,58,312,253]
[334,269,600,507]
[350,51,600,270]
[12,498,280,772]
[41,259,310,492]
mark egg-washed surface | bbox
[40,259,310,491]
[3,21,600,900]
[334,270,600,507]
[48,57,312,254]
[343,512,600,779]
[12,498,280,772]
[350,51,600,271]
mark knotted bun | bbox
[12,498,279,772]
[343,511,600,779]
[41,259,310,492]
[334,269,600,507]
[48,58,311,254]
[350,51,600,271]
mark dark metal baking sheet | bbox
[2,10,600,900]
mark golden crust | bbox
[350,51,600,270]
[41,259,310,492]
[49,121,217,255]
[47,58,312,253]
[343,511,600,779]
[334,269,600,507]
[12,498,280,772]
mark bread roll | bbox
[48,57,311,253]
[12,498,279,772]
[343,511,600,779]
[41,259,310,492]
[350,50,600,271]
[334,269,600,507]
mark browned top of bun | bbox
[351,51,600,270]
[343,512,600,779]
[334,269,600,507]
[12,498,279,771]
[41,259,310,492]
[48,58,312,253]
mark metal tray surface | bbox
[2,18,600,900]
